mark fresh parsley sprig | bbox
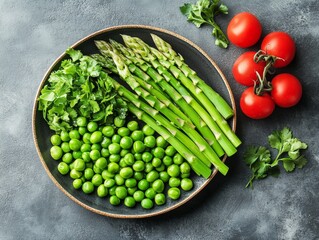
[244,127,308,188]
[180,0,229,48]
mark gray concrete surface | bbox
[1,0,319,239]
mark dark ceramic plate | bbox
[32,25,237,218]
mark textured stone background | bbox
[1,0,319,239]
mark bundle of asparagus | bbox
[92,34,241,179]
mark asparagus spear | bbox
[151,33,234,120]
[128,103,212,179]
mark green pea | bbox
[115,186,127,199]
[108,143,121,155]
[144,163,154,173]
[132,160,145,172]
[119,159,128,168]
[120,149,130,157]
[181,178,193,191]
[167,187,181,200]
[142,152,153,163]
[102,126,115,137]
[111,134,121,144]
[120,136,133,149]
[95,157,108,170]
[133,141,145,153]
[153,147,165,159]
[109,154,121,163]
[142,125,155,136]
[114,116,125,128]
[162,156,173,166]
[85,162,93,169]
[152,179,164,193]
[154,193,166,206]
[69,162,74,170]
[73,159,85,171]
[84,168,94,180]
[50,134,61,146]
[82,152,91,162]
[127,120,139,131]
[180,162,191,174]
[155,164,165,172]
[72,151,82,159]
[169,177,181,188]
[145,188,156,199]
[173,153,184,165]
[76,116,87,127]
[90,131,103,144]
[91,143,101,151]
[72,179,82,189]
[146,170,159,183]
[118,127,130,137]
[92,174,103,186]
[97,185,108,197]
[90,149,101,161]
[134,172,144,181]
[109,195,121,205]
[50,146,63,160]
[60,131,70,142]
[93,164,102,174]
[109,186,117,196]
[70,169,82,179]
[144,136,156,148]
[156,136,168,148]
[141,198,153,209]
[108,162,120,174]
[131,130,144,141]
[119,167,133,179]
[101,137,112,149]
[165,146,176,157]
[69,139,81,151]
[87,121,98,132]
[152,158,162,168]
[82,133,91,143]
[123,153,135,166]
[124,196,136,208]
[69,130,80,140]
[133,190,145,202]
[57,162,69,175]
[102,170,115,180]
[167,164,180,177]
[101,148,110,158]
[61,142,71,153]
[80,143,91,152]
[134,153,142,161]
[127,187,137,196]
[104,178,115,188]
[125,178,137,188]
[114,174,125,186]
[62,153,73,164]
[159,171,170,183]
[138,179,149,191]
[78,127,87,135]
[181,173,191,178]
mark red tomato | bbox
[232,51,266,86]
[261,32,296,68]
[271,73,302,108]
[240,87,275,119]
[227,12,262,48]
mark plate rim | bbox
[32,24,237,219]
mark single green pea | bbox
[90,149,101,161]
[92,174,103,186]
[142,152,153,163]
[165,146,176,157]
[109,154,121,163]
[73,159,85,171]
[152,158,162,168]
[72,151,82,160]
[80,143,91,153]
[118,127,130,137]
[134,153,142,161]
[153,147,165,159]
[146,170,159,183]
[82,133,91,144]
[155,164,165,172]
[93,164,102,174]
[111,134,121,144]
[127,187,137,196]
[50,146,63,160]
[50,134,61,146]
[69,139,82,151]
[119,167,133,179]
[138,179,150,191]
[101,148,110,158]
[72,179,82,189]
[115,186,127,199]
[180,162,191,174]
[133,141,145,153]
[144,135,156,148]
[109,195,121,205]
[123,153,135,166]
[70,169,83,179]
[76,116,87,127]
[169,177,181,188]
[144,163,154,173]
[104,178,115,188]
[60,131,70,142]
[125,178,137,188]
[131,130,144,141]
[141,198,153,209]
[82,152,91,162]
[108,162,120,174]
[62,153,73,164]
[124,196,136,208]
[97,184,108,197]
[91,143,101,151]
[119,159,128,168]
[162,156,173,166]
[145,188,156,199]
[57,162,69,175]
[127,120,139,131]
[102,170,115,180]
[134,172,144,181]
[108,143,121,155]
[181,173,191,179]
[167,164,180,177]
[87,121,98,132]
[142,125,155,136]
[167,187,181,200]
[69,162,74,170]
[154,193,166,206]
[95,157,108,170]
[90,131,103,144]
[152,179,165,193]
[120,149,130,157]
[159,171,170,183]
[69,130,80,140]
[181,178,194,191]
[120,136,133,149]
[109,186,117,196]
[101,137,112,149]
[79,127,87,135]
[84,168,94,180]
[173,153,184,165]
[156,136,168,148]
[61,142,71,153]
[114,174,125,186]
[114,116,126,128]
[102,126,115,137]
[132,160,145,172]
[133,190,145,202]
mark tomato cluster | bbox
[227,12,302,119]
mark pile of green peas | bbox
[49,116,194,209]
